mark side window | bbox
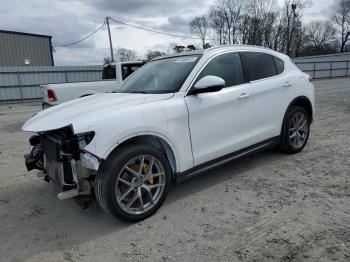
[242,52,277,81]
[273,57,285,74]
[197,52,244,87]
[122,64,144,80]
[102,65,116,80]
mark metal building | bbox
[0,30,54,66]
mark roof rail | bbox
[205,44,273,53]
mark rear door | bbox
[241,52,293,143]
[185,52,254,166]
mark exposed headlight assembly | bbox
[81,152,100,171]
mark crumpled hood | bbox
[22,92,173,133]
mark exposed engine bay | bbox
[25,126,99,200]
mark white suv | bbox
[23,45,315,221]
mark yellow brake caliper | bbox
[143,163,154,185]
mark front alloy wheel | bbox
[95,144,171,222]
[116,155,166,215]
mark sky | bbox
[0,0,334,65]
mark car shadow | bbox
[167,148,288,203]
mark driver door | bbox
[185,52,254,166]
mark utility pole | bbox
[106,16,114,62]
[290,3,297,59]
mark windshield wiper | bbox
[112,90,147,93]
[128,91,148,94]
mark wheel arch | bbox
[106,134,178,179]
[280,95,313,138]
[284,96,313,123]
[279,96,312,153]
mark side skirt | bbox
[175,136,280,183]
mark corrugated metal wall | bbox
[295,52,350,63]
[0,31,53,66]
[295,60,350,79]
[294,53,350,78]
[0,66,102,101]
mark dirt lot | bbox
[0,78,349,262]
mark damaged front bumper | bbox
[25,126,100,199]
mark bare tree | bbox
[208,7,227,44]
[279,0,310,55]
[172,45,186,53]
[306,20,336,49]
[206,0,308,52]
[115,48,138,62]
[242,0,277,46]
[187,45,197,51]
[103,57,112,65]
[189,0,341,57]
[145,50,165,60]
[295,27,309,55]
[333,0,350,52]
[207,0,245,45]
[190,16,209,48]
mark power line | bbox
[52,17,211,49]
[52,21,106,48]
[108,16,211,41]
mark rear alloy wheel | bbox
[95,144,171,222]
[288,111,309,149]
[280,106,310,153]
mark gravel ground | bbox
[0,78,349,262]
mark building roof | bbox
[0,29,52,39]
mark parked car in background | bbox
[23,45,314,222]
[41,61,146,108]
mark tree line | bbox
[105,0,350,64]
[190,0,350,56]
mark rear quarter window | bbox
[273,57,285,74]
[242,52,277,81]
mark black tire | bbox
[95,143,172,222]
[280,105,310,154]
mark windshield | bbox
[117,55,200,94]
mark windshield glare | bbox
[117,55,201,94]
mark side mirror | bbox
[189,75,225,95]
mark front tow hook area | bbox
[24,154,41,171]
[24,138,44,171]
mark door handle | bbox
[238,93,251,100]
[283,81,292,87]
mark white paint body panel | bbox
[23,45,315,173]
[185,83,253,166]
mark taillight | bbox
[47,89,57,102]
